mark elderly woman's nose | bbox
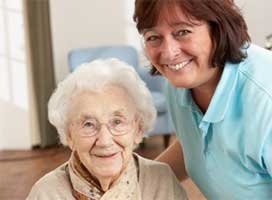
[95,125,114,146]
[161,37,181,60]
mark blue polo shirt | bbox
[165,44,272,200]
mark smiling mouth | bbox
[94,152,118,158]
[164,59,192,71]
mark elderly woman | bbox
[27,58,188,200]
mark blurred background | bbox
[0,0,272,199]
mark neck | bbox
[191,67,223,113]
[91,159,130,192]
[191,88,213,113]
[98,176,116,192]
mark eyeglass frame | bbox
[69,114,137,138]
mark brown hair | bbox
[133,0,251,75]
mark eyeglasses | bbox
[73,115,135,137]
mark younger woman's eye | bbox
[145,35,160,42]
[174,29,191,38]
[143,34,162,47]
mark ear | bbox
[66,129,74,150]
[134,124,144,144]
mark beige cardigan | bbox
[26,154,188,200]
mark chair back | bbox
[68,45,139,71]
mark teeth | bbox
[166,60,190,71]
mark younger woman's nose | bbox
[160,37,182,60]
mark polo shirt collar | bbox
[203,62,239,123]
[176,62,239,123]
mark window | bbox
[0,0,28,109]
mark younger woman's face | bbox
[143,4,222,91]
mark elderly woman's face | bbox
[67,86,142,180]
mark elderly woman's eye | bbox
[113,118,123,125]
[83,121,95,128]
[111,117,128,128]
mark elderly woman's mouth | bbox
[93,152,119,159]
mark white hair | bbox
[48,58,156,145]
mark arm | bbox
[156,138,188,181]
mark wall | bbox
[49,0,133,83]
[236,0,272,46]
[0,101,31,149]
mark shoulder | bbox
[26,162,74,200]
[135,154,188,200]
[244,44,272,64]
[137,153,173,175]
[237,44,272,95]
[224,44,272,112]
[224,45,272,171]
